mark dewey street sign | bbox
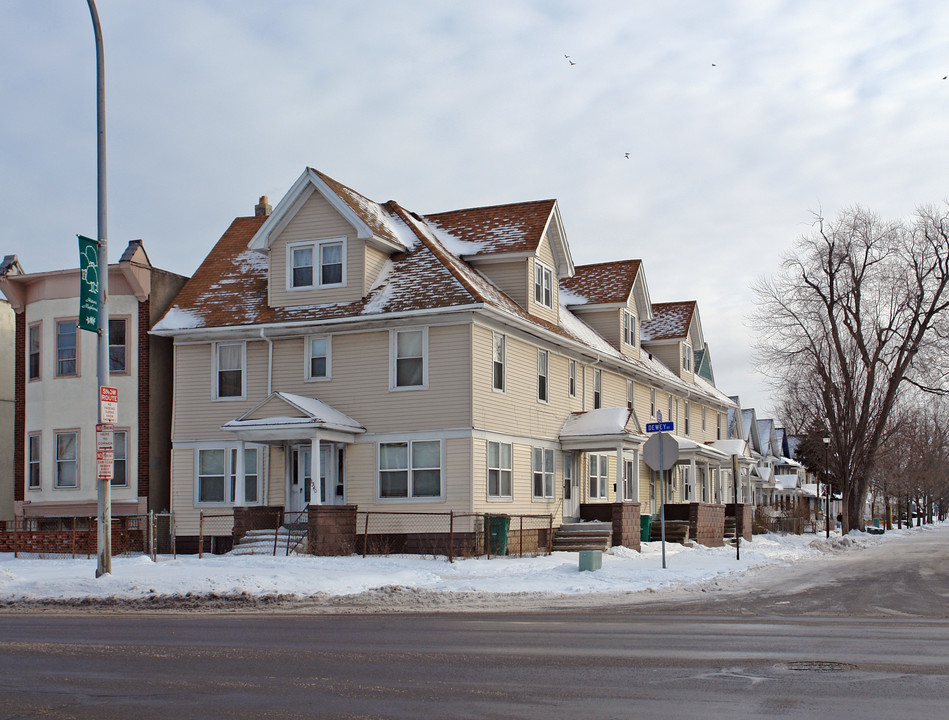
[646,421,674,433]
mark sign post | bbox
[643,412,678,569]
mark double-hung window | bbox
[593,369,602,409]
[717,412,723,440]
[307,336,331,381]
[667,395,673,424]
[487,441,512,498]
[624,457,637,500]
[492,333,505,391]
[109,318,127,373]
[215,343,244,399]
[533,261,553,308]
[702,406,707,432]
[623,310,636,346]
[589,454,609,500]
[197,445,262,505]
[682,343,693,373]
[650,388,656,418]
[568,359,576,397]
[532,447,554,499]
[627,379,634,410]
[55,431,78,488]
[537,349,549,402]
[28,433,41,489]
[28,323,40,380]
[684,401,691,435]
[392,328,426,389]
[289,239,346,289]
[378,440,442,499]
[111,430,128,487]
[56,320,78,376]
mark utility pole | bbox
[88,0,111,577]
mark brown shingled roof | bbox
[312,169,404,248]
[560,260,641,305]
[641,301,696,341]
[424,199,556,255]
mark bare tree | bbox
[753,205,949,531]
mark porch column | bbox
[615,444,625,502]
[310,433,322,506]
[235,440,246,507]
[631,450,640,503]
[689,457,697,501]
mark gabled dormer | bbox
[640,300,706,381]
[559,260,651,358]
[423,199,573,325]
[248,168,411,309]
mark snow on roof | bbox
[423,199,556,257]
[151,307,205,331]
[224,391,365,434]
[710,439,746,456]
[641,301,695,342]
[560,260,640,306]
[561,407,634,438]
[775,474,800,490]
[426,221,490,256]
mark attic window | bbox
[682,343,693,373]
[534,261,553,309]
[623,311,637,346]
[288,238,346,290]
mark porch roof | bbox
[666,435,730,464]
[559,407,646,449]
[222,391,365,442]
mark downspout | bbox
[260,327,273,395]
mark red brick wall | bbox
[14,311,24,503]
[726,503,753,541]
[691,503,725,547]
[308,505,357,556]
[0,526,145,554]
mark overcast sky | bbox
[3,1,949,417]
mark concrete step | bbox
[552,521,612,552]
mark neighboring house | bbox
[0,298,14,525]
[0,244,187,529]
[151,168,740,551]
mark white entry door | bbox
[287,446,311,513]
[562,453,579,519]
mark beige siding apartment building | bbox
[153,168,747,549]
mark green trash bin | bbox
[484,515,511,555]
[640,514,653,543]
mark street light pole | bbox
[823,434,831,539]
[87,0,111,577]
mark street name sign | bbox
[646,421,674,433]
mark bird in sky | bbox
[625,153,630,159]
[712,63,717,67]
[943,75,947,80]
[565,54,576,65]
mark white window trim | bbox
[376,439,445,503]
[537,349,550,404]
[389,327,429,391]
[108,316,131,376]
[684,401,691,436]
[486,440,513,501]
[305,334,332,382]
[568,359,577,398]
[533,260,554,309]
[27,432,41,490]
[213,341,247,401]
[626,379,634,410]
[492,332,506,393]
[28,321,41,382]
[54,317,80,378]
[623,310,637,347]
[682,342,693,373]
[193,442,265,507]
[593,368,602,409]
[532,447,555,500]
[111,427,130,488]
[589,453,609,500]
[286,237,348,291]
[53,429,80,490]
[650,388,657,418]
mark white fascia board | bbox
[569,302,628,312]
[464,251,535,264]
[541,201,574,277]
[153,303,485,341]
[248,168,374,252]
[633,268,653,321]
[689,305,706,351]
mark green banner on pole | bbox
[78,235,99,332]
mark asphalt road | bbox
[1,527,947,719]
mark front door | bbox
[562,452,579,520]
[289,443,345,510]
[287,446,311,513]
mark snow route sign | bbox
[99,386,118,424]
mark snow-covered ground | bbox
[0,522,943,610]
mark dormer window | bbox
[682,343,693,373]
[623,310,637,346]
[288,238,346,290]
[534,261,553,308]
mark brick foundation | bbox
[579,502,641,550]
[308,505,357,556]
[664,503,725,547]
[725,503,753,541]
